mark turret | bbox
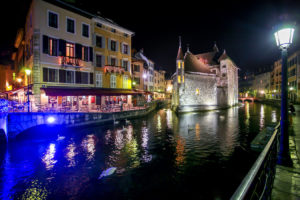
[176,36,184,84]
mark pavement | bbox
[271,105,300,200]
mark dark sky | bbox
[1,0,300,75]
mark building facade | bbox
[172,40,238,112]
[252,72,271,99]
[154,69,166,99]
[10,0,138,112]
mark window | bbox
[111,40,116,51]
[178,61,181,68]
[59,69,66,83]
[196,88,200,95]
[96,23,102,28]
[122,60,128,71]
[82,23,89,37]
[48,11,58,28]
[134,65,140,72]
[111,28,116,33]
[43,68,58,82]
[67,18,75,33]
[49,38,58,56]
[75,71,89,84]
[66,71,75,83]
[134,77,140,84]
[96,35,103,48]
[96,55,103,67]
[82,46,89,61]
[123,44,129,54]
[123,75,128,88]
[66,42,75,57]
[178,75,181,83]
[96,73,102,87]
[110,75,116,88]
[111,57,116,66]
[124,33,128,37]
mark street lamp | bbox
[274,22,295,166]
[25,69,31,112]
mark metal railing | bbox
[231,123,280,200]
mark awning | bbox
[41,87,146,96]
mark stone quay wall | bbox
[5,101,160,139]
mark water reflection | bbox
[21,180,48,200]
[42,143,57,170]
[260,105,265,130]
[0,104,281,200]
[81,135,96,161]
[65,142,77,167]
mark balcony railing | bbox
[231,123,280,200]
[61,56,81,67]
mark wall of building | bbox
[179,73,217,106]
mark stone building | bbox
[172,39,238,113]
[252,71,271,99]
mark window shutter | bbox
[43,35,49,54]
[102,36,105,48]
[101,55,105,67]
[107,56,111,65]
[75,43,82,59]
[116,41,119,52]
[128,45,130,55]
[89,47,93,62]
[121,42,123,54]
[92,33,95,46]
[108,39,111,50]
[90,73,94,84]
[59,39,66,56]
[115,59,118,66]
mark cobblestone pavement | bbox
[272,105,300,200]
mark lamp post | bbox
[274,23,295,165]
[25,69,31,112]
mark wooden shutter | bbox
[108,39,111,50]
[75,43,82,59]
[59,39,66,56]
[89,47,93,62]
[102,36,105,48]
[101,55,105,67]
[116,41,119,52]
[43,35,49,54]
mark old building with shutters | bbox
[172,39,239,113]
[9,0,138,112]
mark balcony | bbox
[60,56,81,68]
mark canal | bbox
[0,102,280,200]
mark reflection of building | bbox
[165,79,173,99]
[172,39,238,112]
[10,0,139,111]
[154,69,166,99]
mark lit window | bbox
[178,61,181,69]
[196,88,200,95]
[178,75,181,83]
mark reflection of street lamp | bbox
[274,22,294,165]
[25,69,31,112]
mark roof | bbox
[177,46,184,60]
[184,51,213,74]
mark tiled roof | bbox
[184,51,213,74]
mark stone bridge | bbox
[0,101,159,140]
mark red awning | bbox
[41,87,145,96]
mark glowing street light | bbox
[274,21,295,166]
[16,78,22,83]
[143,73,147,79]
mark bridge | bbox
[0,100,161,141]
[238,97,258,102]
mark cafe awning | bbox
[41,87,147,96]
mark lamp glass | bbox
[274,28,294,48]
[25,69,31,75]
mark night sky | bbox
[1,0,300,76]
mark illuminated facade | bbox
[172,40,239,112]
[154,69,166,99]
[11,0,137,111]
[270,50,300,103]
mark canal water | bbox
[0,102,280,200]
